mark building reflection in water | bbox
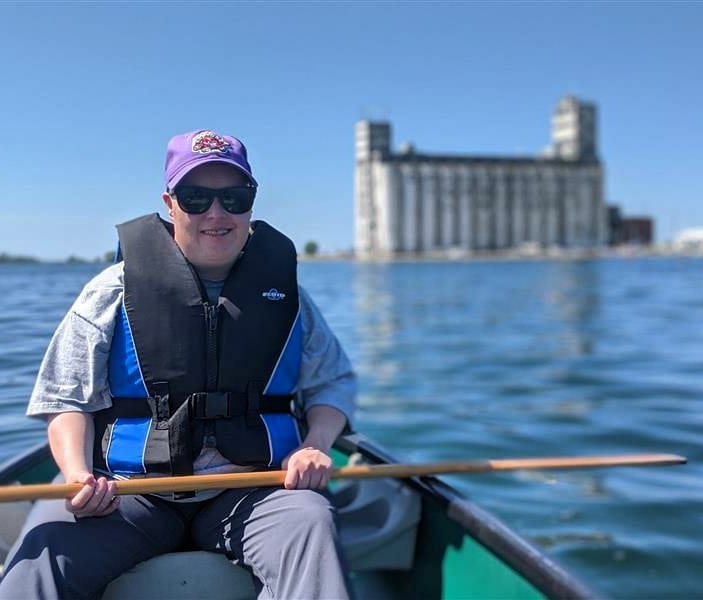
[349,259,603,422]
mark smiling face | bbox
[162,162,253,280]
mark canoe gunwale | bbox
[0,442,52,485]
[335,433,599,600]
[445,496,597,600]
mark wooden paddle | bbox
[0,453,685,503]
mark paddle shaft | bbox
[0,453,685,503]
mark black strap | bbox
[247,381,261,426]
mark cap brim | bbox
[167,156,257,190]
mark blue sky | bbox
[0,1,701,259]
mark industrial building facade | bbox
[354,96,607,258]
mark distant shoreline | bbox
[0,254,108,265]
[3,246,701,266]
[0,251,114,265]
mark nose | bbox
[204,195,229,217]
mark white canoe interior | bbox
[0,462,421,600]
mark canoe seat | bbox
[102,551,256,600]
[334,474,421,571]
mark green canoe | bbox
[0,433,595,599]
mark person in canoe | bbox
[0,130,356,599]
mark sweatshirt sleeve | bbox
[297,286,356,427]
[26,263,124,418]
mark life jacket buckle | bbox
[191,392,231,419]
[152,381,171,425]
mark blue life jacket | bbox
[92,214,302,478]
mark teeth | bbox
[202,229,231,235]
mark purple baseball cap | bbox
[164,129,257,191]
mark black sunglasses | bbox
[172,185,257,215]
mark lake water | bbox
[0,259,701,598]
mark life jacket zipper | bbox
[204,302,219,391]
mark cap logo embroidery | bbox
[262,289,286,301]
[192,131,231,155]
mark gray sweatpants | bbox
[0,483,350,600]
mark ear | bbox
[162,192,175,217]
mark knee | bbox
[286,490,337,533]
[1,522,74,598]
[4,521,68,573]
